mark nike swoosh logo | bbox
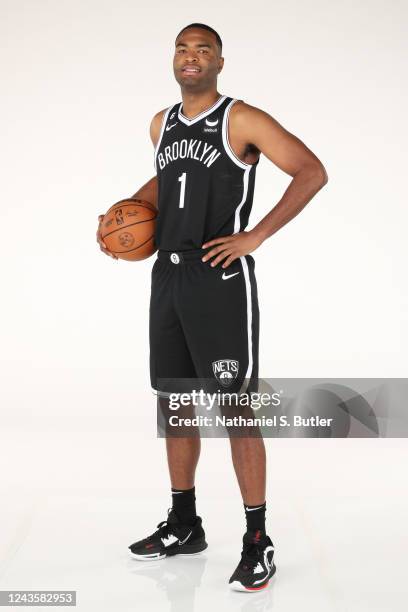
[222,272,240,280]
[205,118,219,126]
[166,123,178,131]
[245,505,264,511]
[178,531,192,545]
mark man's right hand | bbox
[96,214,118,259]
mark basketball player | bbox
[97,23,328,592]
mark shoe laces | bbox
[143,509,177,543]
[153,520,172,539]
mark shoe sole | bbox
[129,541,208,562]
[129,551,166,561]
[229,563,276,592]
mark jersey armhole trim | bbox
[222,99,256,170]
[154,106,173,171]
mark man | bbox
[97,23,328,592]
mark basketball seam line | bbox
[102,217,157,239]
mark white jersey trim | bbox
[178,94,227,126]
[240,255,254,390]
[154,106,173,171]
[233,166,251,234]
[151,386,173,398]
[222,99,256,170]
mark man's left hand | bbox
[201,230,263,268]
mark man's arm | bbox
[202,102,328,268]
[96,109,166,257]
[233,102,328,241]
[129,109,167,208]
[130,175,158,209]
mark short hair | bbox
[176,23,223,53]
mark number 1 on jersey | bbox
[178,172,186,208]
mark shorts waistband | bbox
[157,247,212,264]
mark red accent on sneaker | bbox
[145,543,155,549]
[253,529,261,543]
[245,581,269,591]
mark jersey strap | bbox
[153,103,180,170]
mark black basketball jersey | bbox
[153,94,259,251]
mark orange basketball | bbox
[100,198,157,261]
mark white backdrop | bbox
[1,1,407,610]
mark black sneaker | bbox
[128,509,208,561]
[229,529,276,592]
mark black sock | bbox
[171,486,197,525]
[244,501,266,533]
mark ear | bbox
[218,57,224,73]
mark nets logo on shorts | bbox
[212,359,239,387]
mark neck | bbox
[180,89,222,118]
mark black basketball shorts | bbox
[149,247,259,397]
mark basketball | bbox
[100,198,157,261]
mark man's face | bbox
[173,28,224,91]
